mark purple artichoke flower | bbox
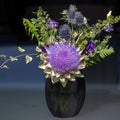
[48,20,58,28]
[105,24,113,32]
[86,40,96,52]
[58,24,71,40]
[47,42,80,73]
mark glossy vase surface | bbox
[45,77,86,118]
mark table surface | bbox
[0,84,120,120]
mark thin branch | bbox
[0,53,39,69]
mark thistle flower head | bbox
[73,11,84,24]
[67,4,77,19]
[58,24,71,40]
[47,42,80,73]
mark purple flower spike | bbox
[105,24,113,32]
[86,40,96,52]
[47,42,80,73]
[48,20,58,28]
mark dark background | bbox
[0,0,120,87]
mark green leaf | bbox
[1,65,9,69]
[35,46,41,52]
[9,56,18,61]
[18,47,25,52]
[99,47,114,59]
[0,54,6,58]
[25,55,33,64]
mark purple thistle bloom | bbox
[47,42,80,73]
[105,24,113,32]
[73,11,84,24]
[48,20,58,28]
[86,40,96,52]
[58,24,71,40]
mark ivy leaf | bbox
[25,55,33,64]
[9,56,18,61]
[18,47,25,52]
[0,54,6,58]
[1,65,9,69]
[35,46,41,52]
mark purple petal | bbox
[86,40,96,52]
[48,20,59,28]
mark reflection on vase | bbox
[45,77,86,118]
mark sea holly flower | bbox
[105,24,113,32]
[86,40,96,52]
[67,4,77,19]
[73,11,84,24]
[58,24,71,40]
[48,20,58,28]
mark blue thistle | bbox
[48,20,58,29]
[73,11,84,25]
[67,4,77,20]
[58,24,71,40]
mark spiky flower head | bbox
[48,42,80,72]
[67,4,77,19]
[39,42,85,87]
[73,11,84,24]
[58,24,71,40]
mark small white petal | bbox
[46,63,52,68]
[60,78,66,83]
[38,64,46,69]
[56,73,61,78]
[74,70,80,75]
[64,74,71,79]
[51,70,56,76]
[60,80,68,87]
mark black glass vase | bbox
[45,77,86,118]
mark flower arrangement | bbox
[1,4,120,87]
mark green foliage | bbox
[99,47,114,59]
[18,47,25,52]
[9,56,18,62]
[23,7,51,46]
[25,55,33,64]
